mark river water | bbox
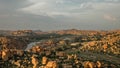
[25,42,37,51]
[25,40,45,51]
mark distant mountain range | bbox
[0,29,120,36]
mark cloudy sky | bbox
[0,0,120,31]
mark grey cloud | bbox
[0,0,120,30]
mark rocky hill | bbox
[0,29,120,68]
[0,37,28,50]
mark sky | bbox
[0,0,120,31]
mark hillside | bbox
[0,29,120,68]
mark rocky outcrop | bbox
[31,55,39,68]
[42,56,48,65]
[1,49,10,61]
[11,30,36,36]
[0,37,28,50]
[46,61,58,68]
[0,29,119,68]
[51,29,100,35]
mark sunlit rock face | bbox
[11,30,36,36]
[82,61,102,68]
[29,45,43,53]
[0,30,120,68]
[42,56,48,65]
[46,61,58,68]
[1,49,10,61]
[0,37,28,50]
[31,55,39,68]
